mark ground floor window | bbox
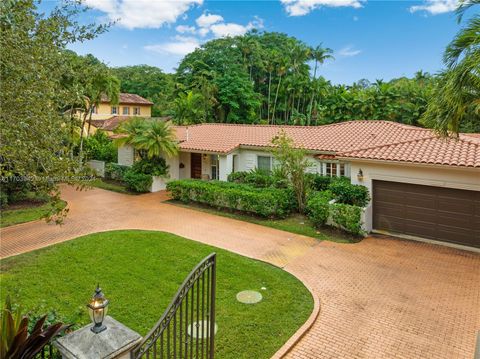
[257,156,272,173]
[211,155,219,180]
[321,162,349,177]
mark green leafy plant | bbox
[105,163,130,181]
[227,169,288,188]
[0,296,68,359]
[167,179,294,218]
[123,170,152,193]
[305,191,333,226]
[328,180,370,207]
[83,131,117,163]
[131,157,169,177]
[329,203,364,236]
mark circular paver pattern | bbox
[236,290,263,304]
[187,321,218,339]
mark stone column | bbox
[54,316,142,359]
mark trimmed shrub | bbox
[305,192,332,227]
[330,203,364,236]
[329,180,370,207]
[227,170,288,189]
[167,179,293,218]
[131,157,169,177]
[105,163,130,181]
[123,170,152,193]
[309,175,332,191]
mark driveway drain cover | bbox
[187,321,218,339]
[236,290,263,304]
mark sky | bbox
[40,0,468,84]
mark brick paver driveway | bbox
[1,186,479,358]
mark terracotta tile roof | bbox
[100,93,153,105]
[173,121,480,168]
[338,136,480,168]
[174,121,432,153]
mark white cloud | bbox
[144,36,200,56]
[176,25,196,34]
[83,0,203,29]
[280,0,363,16]
[195,13,263,38]
[338,46,362,57]
[196,13,224,28]
[409,0,459,15]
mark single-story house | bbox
[117,120,480,249]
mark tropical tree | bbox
[307,44,333,123]
[114,119,178,159]
[173,90,206,124]
[422,0,480,134]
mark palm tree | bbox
[173,91,206,124]
[114,119,178,159]
[307,45,333,124]
[134,120,178,158]
[422,0,480,134]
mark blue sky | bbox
[44,0,466,84]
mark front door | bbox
[191,153,202,179]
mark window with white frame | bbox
[111,106,118,115]
[321,162,349,178]
[211,155,219,180]
[122,106,130,115]
[133,107,141,115]
[257,156,272,172]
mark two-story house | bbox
[88,93,153,133]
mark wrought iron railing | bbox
[132,253,217,359]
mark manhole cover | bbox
[236,290,263,304]
[187,321,218,339]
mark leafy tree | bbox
[112,65,175,116]
[0,0,107,221]
[173,91,206,124]
[422,0,480,134]
[271,132,312,213]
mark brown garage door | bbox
[373,180,480,248]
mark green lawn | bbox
[168,200,357,243]
[0,200,67,228]
[0,230,313,359]
[89,178,136,195]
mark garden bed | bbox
[0,230,313,359]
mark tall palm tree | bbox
[422,0,480,134]
[307,45,333,124]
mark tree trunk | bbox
[78,108,89,165]
[307,60,318,125]
[267,71,272,123]
[272,75,282,124]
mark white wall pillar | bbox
[219,154,233,181]
[117,145,134,166]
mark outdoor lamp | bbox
[87,284,109,334]
[357,169,364,181]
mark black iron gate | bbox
[132,253,217,359]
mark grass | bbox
[168,200,357,243]
[0,230,313,359]
[0,200,67,228]
[89,178,137,195]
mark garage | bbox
[373,180,480,248]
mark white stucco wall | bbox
[349,160,480,232]
[118,145,134,166]
[179,152,191,179]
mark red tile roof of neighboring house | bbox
[100,93,153,105]
[172,121,480,168]
[90,116,172,131]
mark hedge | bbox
[105,163,130,181]
[227,170,288,189]
[167,179,294,218]
[308,175,370,207]
[123,170,152,193]
[305,191,364,236]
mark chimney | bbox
[186,126,189,141]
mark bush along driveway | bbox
[1,185,479,359]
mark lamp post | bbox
[87,284,109,334]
